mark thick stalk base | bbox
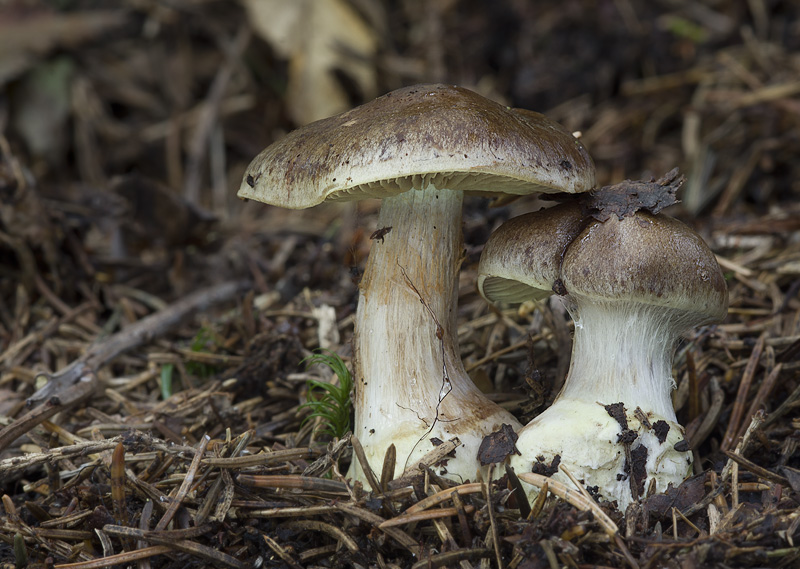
[509,399,691,509]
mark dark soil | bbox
[1,1,799,568]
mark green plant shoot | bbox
[160,363,174,400]
[186,327,219,378]
[300,349,353,439]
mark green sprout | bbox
[186,327,219,378]
[300,349,353,439]
[160,363,175,400]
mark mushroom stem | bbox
[510,298,694,508]
[559,300,687,421]
[351,185,521,482]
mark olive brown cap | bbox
[478,201,584,303]
[238,84,596,208]
[478,203,728,324]
[561,211,728,323]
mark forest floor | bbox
[0,1,799,567]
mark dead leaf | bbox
[585,168,684,222]
[478,423,520,466]
[243,0,377,125]
[642,472,706,519]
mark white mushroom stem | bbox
[510,296,693,509]
[560,300,688,419]
[351,185,521,483]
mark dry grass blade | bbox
[398,437,461,479]
[686,375,724,449]
[196,432,250,524]
[722,410,766,481]
[237,473,351,495]
[0,439,119,476]
[402,482,482,515]
[202,446,320,467]
[109,441,127,527]
[154,434,210,531]
[449,488,472,546]
[517,471,619,538]
[263,533,304,569]
[736,362,783,443]
[721,333,765,452]
[281,519,359,552]
[410,548,494,569]
[350,434,382,493]
[528,480,549,520]
[53,545,173,568]
[249,505,340,518]
[380,504,477,528]
[103,525,249,569]
[722,450,790,486]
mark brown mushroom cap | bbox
[479,203,728,324]
[238,84,596,209]
[562,212,728,323]
[477,202,585,303]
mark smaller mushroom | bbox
[477,200,728,508]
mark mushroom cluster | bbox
[238,84,595,483]
[478,198,728,508]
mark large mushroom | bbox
[238,84,595,483]
[477,197,728,508]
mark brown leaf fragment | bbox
[642,473,706,519]
[604,402,628,430]
[478,423,520,466]
[627,445,648,499]
[585,168,683,221]
[652,420,670,444]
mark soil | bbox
[1,1,799,568]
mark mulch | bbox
[0,1,799,567]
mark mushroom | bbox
[477,200,727,508]
[238,84,595,483]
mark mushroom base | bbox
[509,399,692,510]
[508,300,696,509]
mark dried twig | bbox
[721,334,766,452]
